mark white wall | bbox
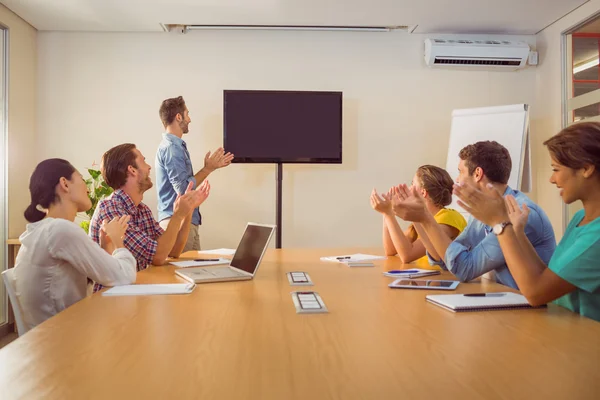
[0,5,36,239]
[534,0,600,239]
[37,30,536,249]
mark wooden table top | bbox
[1,248,599,399]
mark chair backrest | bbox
[2,269,27,336]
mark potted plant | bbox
[79,167,113,233]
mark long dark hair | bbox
[24,159,77,223]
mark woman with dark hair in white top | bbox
[14,158,137,333]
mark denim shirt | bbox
[428,187,556,289]
[155,133,201,225]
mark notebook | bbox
[426,292,545,313]
[102,283,196,296]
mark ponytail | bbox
[24,203,46,223]
[415,165,455,208]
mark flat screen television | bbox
[223,90,342,163]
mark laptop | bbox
[175,223,275,284]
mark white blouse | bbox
[13,218,137,333]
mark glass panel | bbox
[573,100,600,122]
[566,26,600,227]
[574,81,599,97]
[572,37,599,83]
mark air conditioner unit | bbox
[424,38,530,70]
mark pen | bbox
[387,269,420,274]
[336,256,351,260]
[463,293,506,297]
[194,259,221,262]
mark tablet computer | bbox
[389,279,459,290]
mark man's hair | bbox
[458,141,512,184]
[101,143,138,189]
[159,96,186,128]
[544,122,600,174]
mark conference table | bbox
[1,249,599,399]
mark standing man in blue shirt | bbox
[156,96,234,251]
[390,141,556,290]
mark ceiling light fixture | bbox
[183,25,409,33]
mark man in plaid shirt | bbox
[90,143,210,291]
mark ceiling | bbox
[1,0,590,34]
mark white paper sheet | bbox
[197,248,236,256]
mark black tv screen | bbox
[223,90,342,163]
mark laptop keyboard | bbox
[203,267,245,277]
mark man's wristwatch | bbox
[492,221,513,236]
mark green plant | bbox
[80,168,113,233]
[80,220,90,233]
[85,168,113,218]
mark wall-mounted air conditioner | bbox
[424,38,531,70]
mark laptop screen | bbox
[230,224,275,274]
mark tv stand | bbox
[276,163,283,249]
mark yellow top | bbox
[412,208,467,270]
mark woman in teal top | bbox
[549,209,600,318]
[451,122,600,322]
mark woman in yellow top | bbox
[370,165,466,269]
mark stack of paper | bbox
[102,283,196,296]
[320,253,387,263]
[197,248,236,256]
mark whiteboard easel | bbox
[445,104,531,215]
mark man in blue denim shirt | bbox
[155,96,234,251]
[391,141,556,290]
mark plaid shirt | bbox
[89,189,164,291]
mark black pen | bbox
[194,258,221,262]
[463,293,506,297]
[336,256,351,260]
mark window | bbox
[0,27,6,326]
[563,15,600,229]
